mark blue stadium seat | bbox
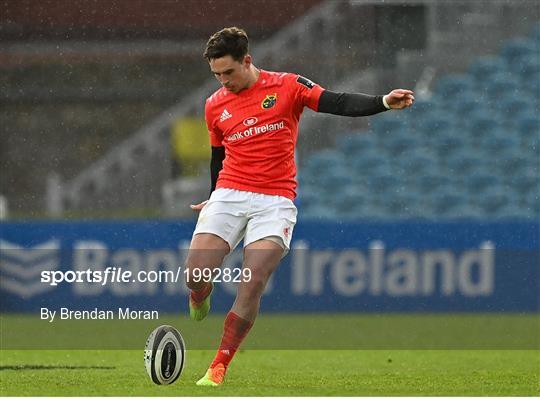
[390,110,413,126]
[488,203,532,219]
[296,186,321,209]
[443,203,484,219]
[336,133,377,158]
[400,99,433,127]
[367,170,400,194]
[468,56,507,82]
[396,152,439,175]
[429,187,468,216]
[515,115,540,140]
[451,93,490,119]
[494,149,530,175]
[318,166,354,192]
[431,132,467,158]
[381,190,423,218]
[474,187,511,215]
[508,167,540,195]
[305,149,345,171]
[414,171,454,193]
[420,114,454,136]
[526,71,540,96]
[525,187,540,216]
[335,186,369,216]
[500,38,539,66]
[299,168,324,187]
[484,73,521,99]
[301,204,336,220]
[493,96,533,119]
[301,30,540,221]
[531,23,540,42]
[309,182,345,207]
[370,115,406,135]
[384,132,419,157]
[465,171,499,194]
[445,149,489,174]
[465,108,498,125]
[467,114,503,145]
[434,74,475,102]
[479,132,521,156]
[513,54,540,78]
[350,152,389,172]
[352,203,391,219]
[522,134,540,158]
[470,108,505,126]
[296,173,313,189]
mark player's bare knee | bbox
[240,272,267,300]
[184,246,226,290]
[185,250,223,270]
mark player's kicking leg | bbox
[185,233,229,321]
[196,238,283,386]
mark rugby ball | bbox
[144,325,185,385]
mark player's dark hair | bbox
[204,27,249,62]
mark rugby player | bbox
[185,27,414,386]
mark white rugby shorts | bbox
[193,188,297,254]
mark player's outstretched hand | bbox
[384,89,415,110]
[190,200,208,211]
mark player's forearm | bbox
[317,90,389,117]
[210,146,225,195]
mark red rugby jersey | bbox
[205,69,324,200]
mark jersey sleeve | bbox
[290,74,325,112]
[205,99,224,147]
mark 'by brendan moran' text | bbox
[40,307,159,322]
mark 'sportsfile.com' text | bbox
[40,266,251,286]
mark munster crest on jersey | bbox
[261,93,277,109]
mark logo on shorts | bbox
[283,227,290,238]
[261,93,277,109]
[243,117,258,126]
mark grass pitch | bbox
[1,349,538,396]
[1,313,539,396]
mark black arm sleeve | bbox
[317,90,388,117]
[210,146,225,195]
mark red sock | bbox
[190,282,212,303]
[210,311,253,369]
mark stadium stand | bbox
[1,0,323,215]
[298,23,540,219]
[0,54,209,213]
[1,0,537,219]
